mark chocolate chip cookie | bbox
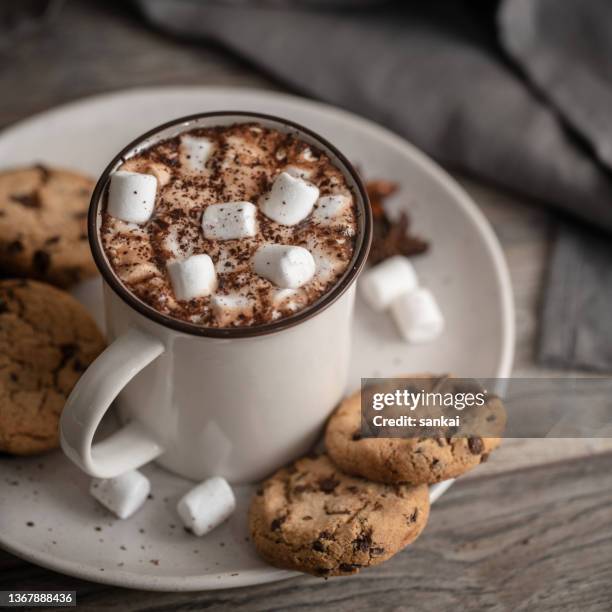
[0,165,96,287]
[325,375,505,485]
[0,279,105,455]
[249,454,429,576]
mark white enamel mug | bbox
[60,112,372,484]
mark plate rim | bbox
[0,85,514,591]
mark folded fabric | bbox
[136,0,612,370]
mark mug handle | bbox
[60,327,166,479]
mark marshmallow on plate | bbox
[260,171,319,226]
[390,287,444,343]
[90,470,150,519]
[253,244,316,289]
[167,254,217,301]
[359,255,419,312]
[177,477,236,537]
[202,201,257,240]
[180,135,213,172]
[107,170,157,224]
[312,194,351,225]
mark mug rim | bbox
[89,111,372,338]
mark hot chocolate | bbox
[100,122,358,328]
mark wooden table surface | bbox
[1,2,610,610]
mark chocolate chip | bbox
[0,298,7,314]
[370,547,385,556]
[7,240,24,253]
[408,509,419,523]
[255,487,263,496]
[468,436,484,455]
[35,164,51,183]
[270,516,286,531]
[73,359,86,372]
[480,453,490,463]
[486,413,497,422]
[351,431,362,441]
[45,235,60,245]
[302,515,313,521]
[33,250,51,274]
[352,530,372,552]
[312,540,325,552]
[318,477,340,494]
[339,563,361,572]
[60,343,78,359]
[11,192,41,208]
[315,567,330,576]
[393,484,406,498]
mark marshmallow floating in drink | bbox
[202,201,258,240]
[167,254,217,301]
[211,293,251,314]
[253,244,316,289]
[312,194,351,225]
[360,255,419,312]
[177,477,236,537]
[107,171,157,224]
[260,171,319,226]
[90,470,151,519]
[390,287,444,343]
[143,162,172,187]
[211,293,252,325]
[180,135,214,172]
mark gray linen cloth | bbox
[136,0,612,371]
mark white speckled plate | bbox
[0,87,514,591]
